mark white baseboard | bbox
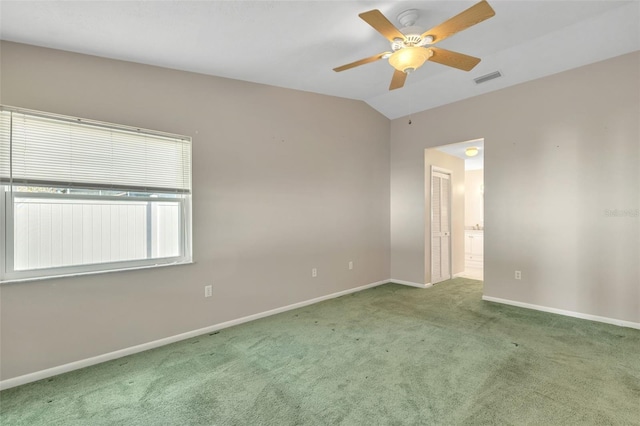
[0,279,389,391]
[16,281,634,391]
[482,295,640,330]
[390,279,432,289]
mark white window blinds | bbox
[0,107,191,193]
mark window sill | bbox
[0,261,194,285]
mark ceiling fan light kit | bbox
[333,0,496,91]
[388,47,433,73]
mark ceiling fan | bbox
[333,0,496,90]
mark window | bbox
[0,106,192,282]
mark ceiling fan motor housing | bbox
[396,9,432,48]
[392,35,424,51]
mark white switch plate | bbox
[348,261,353,270]
[515,271,522,280]
[205,285,213,297]
[312,268,317,278]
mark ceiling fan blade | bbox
[359,9,406,42]
[389,69,407,90]
[333,52,389,72]
[421,0,495,44]
[427,47,481,71]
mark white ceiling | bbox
[435,138,484,171]
[1,1,638,119]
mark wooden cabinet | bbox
[465,230,483,269]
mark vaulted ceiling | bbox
[1,1,638,119]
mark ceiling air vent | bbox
[474,71,502,85]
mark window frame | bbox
[0,106,193,283]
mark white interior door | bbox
[431,170,451,284]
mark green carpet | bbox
[1,278,639,425]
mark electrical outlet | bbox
[204,285,213,297]
[515,271,522,280]
[348,261,353,270]
[312,268,317,278]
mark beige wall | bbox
[0,42,391,380]
[391,51,639,324]
[465,169,484,228]
[1,41,638,382]
[424,149,465,283]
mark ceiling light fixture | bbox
[388,47,433,73]
[465,147,479,157]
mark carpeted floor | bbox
[1,278,639,425]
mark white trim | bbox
[0,279,389,390]
[482,295,640,330]
[391,279,432,289]
[431,166,453,175]
[0,260,194,284]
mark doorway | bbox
[427,139,484,282]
